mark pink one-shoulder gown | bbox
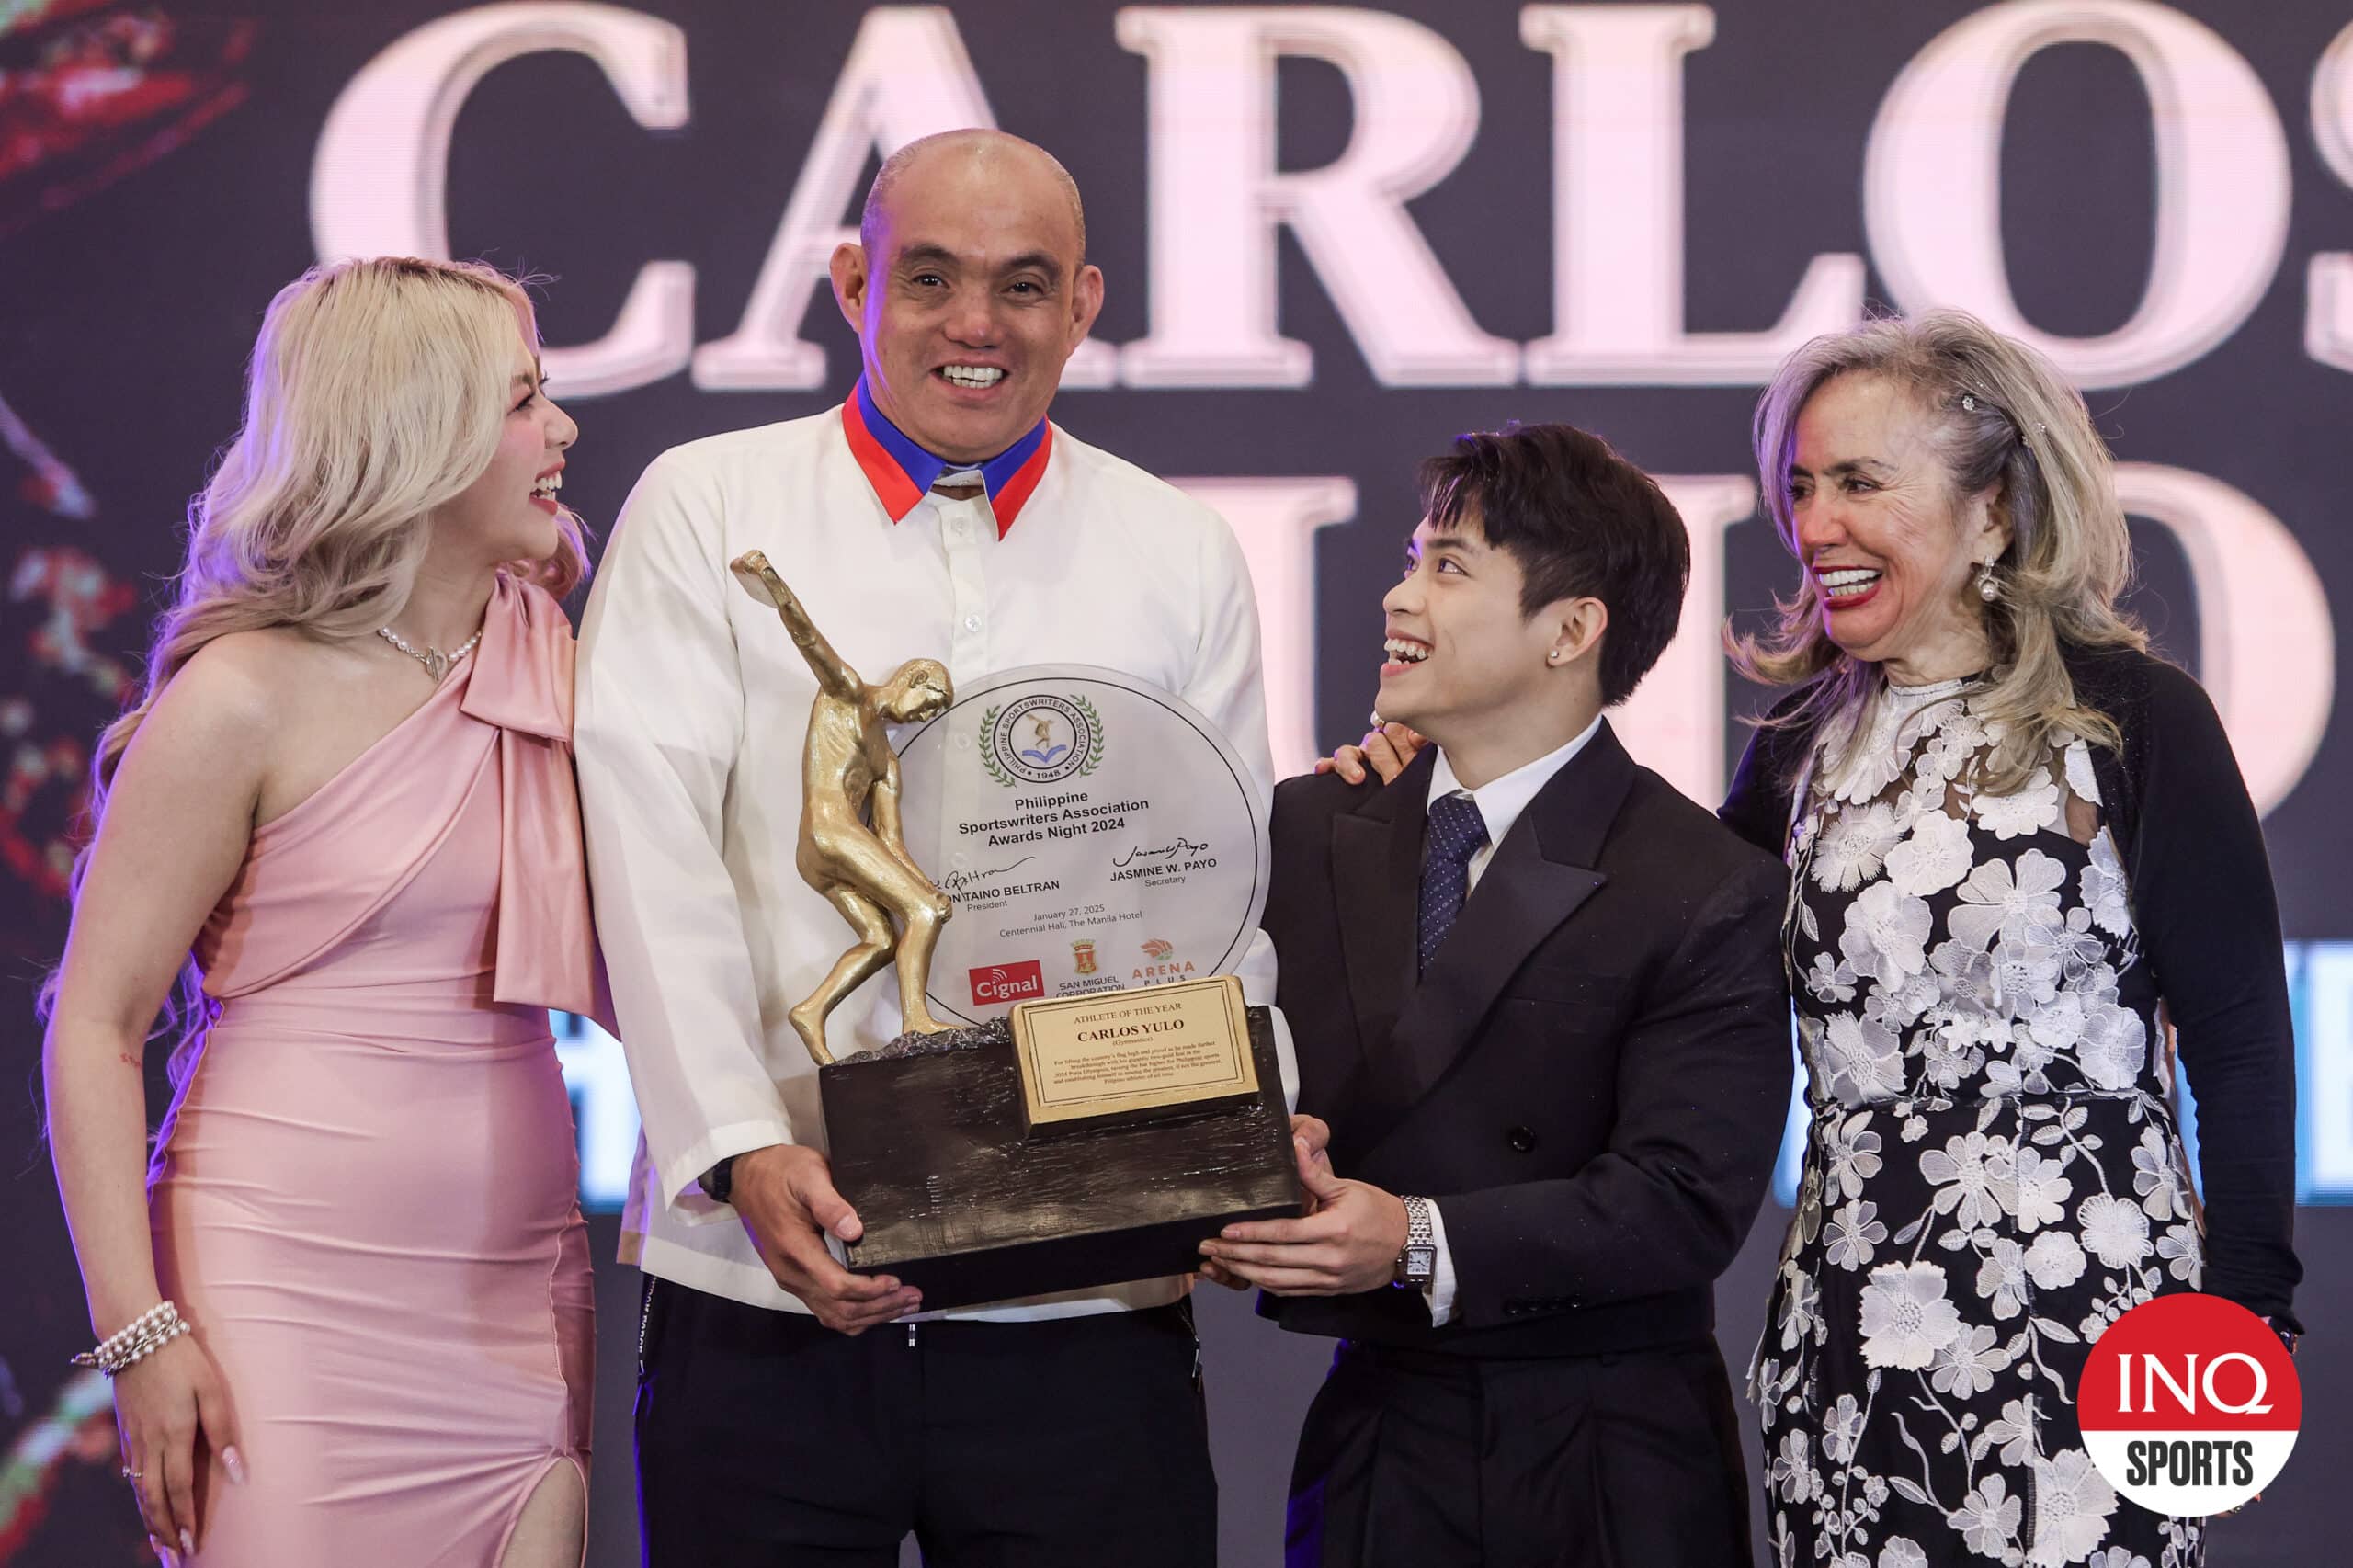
[148,574,604,1566]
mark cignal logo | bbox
[970,960,1045,1006]
[2078,1293,2300,1517]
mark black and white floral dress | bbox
[1754,677,2205,1568]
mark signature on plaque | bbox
[941,855,1040,896]
[1112,837,1209,869]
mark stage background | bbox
[3,1,2348,1562]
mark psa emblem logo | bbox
[978,692,1105,788]
[970,960,1045,1006]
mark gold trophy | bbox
[730,551,1298,1311]
[728,550,956,1063]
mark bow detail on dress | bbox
[469,574,603,1021]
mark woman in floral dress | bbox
[1722,311,2302,1568]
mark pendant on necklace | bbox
[376,623,479,682]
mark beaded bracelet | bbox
[72,1301,174,1366]
[71,1301,191,1376]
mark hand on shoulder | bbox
[1311,722,1426,786]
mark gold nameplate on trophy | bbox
[1011,975,1258,1135]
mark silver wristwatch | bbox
[1392,1195,1437,1289]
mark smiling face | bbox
[431,328,576,569]
[1788,373,2010,683]
[832,135,1103,464]
[1376,511,1600,757]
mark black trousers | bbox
[1285,1337,1753,1568]
[634,1278,1218,1567]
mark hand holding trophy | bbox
[729,551,1299,1310]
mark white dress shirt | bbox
[1415,715,1603,1324]
[575,401,1291,1319]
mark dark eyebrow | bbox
[1792,458,1891,479]
[892,243,1066,285]
[998,251,1064,283]
[895,243,961,273]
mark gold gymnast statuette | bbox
[729,550,954,1065]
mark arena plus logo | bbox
[970,960,1045,1006]
[2078,1293,2301,1517]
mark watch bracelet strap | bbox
[1394,1195,1435,1285]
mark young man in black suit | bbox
[1199,424,1792,1567]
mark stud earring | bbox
[1974,559,2000,603]
[1547,650,1563,665]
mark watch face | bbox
[1404,1244,1437,1281]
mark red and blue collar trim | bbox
[841,378,1052,537]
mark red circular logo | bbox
[2077,1293,2299,1516]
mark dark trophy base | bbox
[818,1006,1301,1311]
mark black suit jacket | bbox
[1259,723,1794,1358]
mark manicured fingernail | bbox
[181,1529,196,1555]
[223,1445,247,1484]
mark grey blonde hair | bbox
[1726,309,2146,793]
[46,256,587,1079]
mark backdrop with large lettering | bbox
[3,2,2347,1562]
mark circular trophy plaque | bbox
[894,665,1269,1027]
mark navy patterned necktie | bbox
[1417,791,1489,973]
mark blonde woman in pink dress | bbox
[40,256,600,1567]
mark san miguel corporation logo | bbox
[969,960,1045,1006]
[2077,1293,2300,1517]
[979,693,1104,788]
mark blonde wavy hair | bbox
[1727,309,2146,793]
[46,257,587,1072]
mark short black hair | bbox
[1417,423,1689,707]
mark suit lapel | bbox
[1345,723,1640,1158]
[1329,747,1437,1067]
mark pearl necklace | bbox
[376,623,483,682]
